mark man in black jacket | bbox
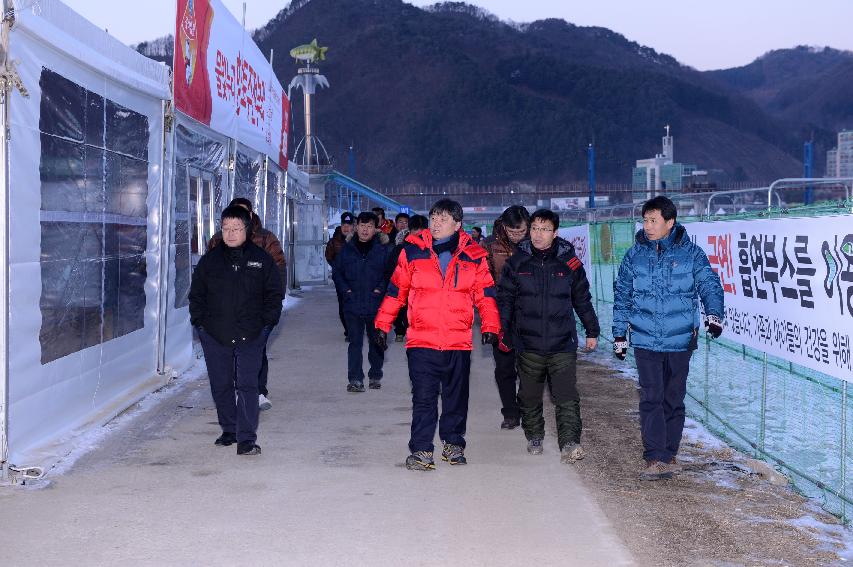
[189,206,283,455]
[333,212,390,392]
[497,209,599,463]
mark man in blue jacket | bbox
[334,211,391,392]
[612,196,724,481]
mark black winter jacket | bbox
[189,240,283,346]
[497,237,600,353]
[333,234,391,316]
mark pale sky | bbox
[61,0,853,71]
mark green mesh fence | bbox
[574,201,853,522]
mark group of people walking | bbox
[190,193,725,481]
[326,196,724,479]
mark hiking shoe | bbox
[394,334,405,342]
[527,438,544,455]
[369,380,381,390]
[560,443,585,463]
[441,443,467,465]
[214,432,237,446]
[500,417,520,430]
[236,442,261,456]
[667,457,683,473]
[346,381,365,393]
[258,394,272,411]
[639,460,673,481]
[405,451,436,471]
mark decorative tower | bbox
[288,39,331,172]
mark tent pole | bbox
[155,98,175,376]
[0,0,12,481]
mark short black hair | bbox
[409,214,428,231]
[472,226,482,235]
[356,211,379,227]
[500,205,530,229]
[221,205,253,237]
[371,207,386,218]
[395,212,410,222]
[530,209,560,231]
[229,197,253,211]
[642,196,677,221]
[429,199,463,222]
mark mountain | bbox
[707,46,853,133]
[139,0,811,186]
[706,47,853,167]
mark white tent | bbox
[0,0,325,477]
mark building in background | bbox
[826,148,838,177]
[825,130,853,177]
[632,126,674,199]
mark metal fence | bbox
[577,186,853,522]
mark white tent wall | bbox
[166,115,231,372]
[5,0,171,468]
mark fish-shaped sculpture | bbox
[290,39,328,63]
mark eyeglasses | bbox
[222,226,246,234]
[530,227,555,234]
[505,228,527,237]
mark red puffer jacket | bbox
[375,229,500,350]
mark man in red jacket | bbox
[375,199,501,471]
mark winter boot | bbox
[441,442,467,465]
[527,438,544,455]
[405,451,436,471]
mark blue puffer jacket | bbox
[612,223,724,352]
[333,233,391,316]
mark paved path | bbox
[0,286,635,566]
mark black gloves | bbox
[705,315,723,339]
[613,337,628,360]
[482,332,498,346]
[374,329,388,351]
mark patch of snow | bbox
[788,508,853,560]
[46,361,208,478]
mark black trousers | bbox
[634,348,692,463]
[335,287,348,337]
[198,329,268,444]
[259,348,269,397]
[344,312,385,383]
[517,351,581,448]
[492,344,520,419]
[407,348,471,453]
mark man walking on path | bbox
[191,205,283,455]
[375,199,501,471]
[484,205,530,430]
[385,214,428,343]
[612,196,724,480]
[326,212,355,341]
[497,209,599,462]
[207,197,284,412]
[334,212,391,393]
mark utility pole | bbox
[803,140,814,205]
[587,143,596,209]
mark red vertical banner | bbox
[279,95,290,170]
[174,0,214,125]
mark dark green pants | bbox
[517,351,581,449]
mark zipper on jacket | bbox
[453,264,459,288]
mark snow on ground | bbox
[580,337,853,558]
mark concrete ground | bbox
[0,285,635,566]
